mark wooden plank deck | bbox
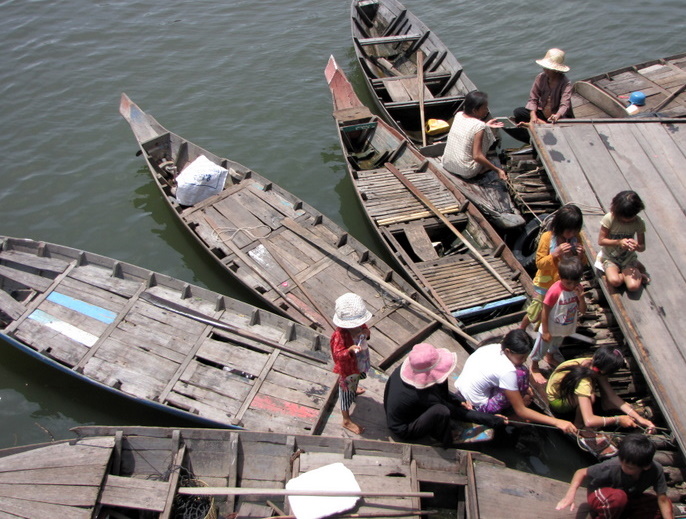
[530,119,686,452]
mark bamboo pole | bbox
[417,52,427,147]
[178,487,433,498]
[385,163,514,294]
[281,217,478,347]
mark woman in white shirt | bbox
[442,90,505,180]
[454,329,577,434]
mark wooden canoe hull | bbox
[1,425,582,519]
[351,0,477,146]
[326,57,534,335]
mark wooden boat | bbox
[119,93,475,371]
[0,235,342,435]
[351,0,477,147]
[326,56,533,335]
[571,52,686,119]
[0,425,590,518]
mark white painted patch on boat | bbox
[28,309,99,347]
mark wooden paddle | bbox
[281,217,478,347]
[385,163,515,294]
[417,52,427,147]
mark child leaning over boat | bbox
[530,256,586,385]
[598,190,649,292]
[556,433,673,518]
[330,293,372,435]
[520,204,585,332]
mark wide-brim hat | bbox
[400,343,457,389]
[332,293,372,328]
[535,48,570,73]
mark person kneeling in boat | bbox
[442,90,506,181]
[453,329,577,434]
[546,346,656,433]
[384,343,505,448]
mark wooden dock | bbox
[529,119,686,452]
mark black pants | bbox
[512,106,574,124]
[397,404,453,447]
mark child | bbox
[546,346,656,431]
[556,434,673,518]
[330,292,372,435]
[598,190,648,292]
[530,256,586,384]
[520,204,584,331]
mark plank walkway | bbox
[530,119,686,452]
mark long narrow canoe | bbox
[0,425,588,519]
[571,52,686,119]
[351,0,477,147]
[0,236,341,434]
[326,57,534,335]
[119,93,473,370]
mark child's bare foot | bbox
[343,420,364,435]
[356,386,366,395]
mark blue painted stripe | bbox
[47,292,116,324]
[452,295,528,318]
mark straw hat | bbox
[332,293,372,328]
[400,343,457,389]
[535,48,570,73]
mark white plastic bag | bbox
[175,155,228,206]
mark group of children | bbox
[329,189,669,517]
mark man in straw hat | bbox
[384,343,505,448]
[512,48,574,128]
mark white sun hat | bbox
[535,48,570,73]
[332,293,372,328]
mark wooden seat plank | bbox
[99,474,170,512]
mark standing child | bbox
[520,204,584,331]
[556,433,673,518]
[530,256,586,384]
[598,190,648,292]
[330,292,372,435]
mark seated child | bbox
[598,190,648,292]
[556,433,673,518]
[530,256,586,384]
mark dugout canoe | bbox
[351,0,477,147]
[119,93,475,370]
[570,52,686,119]
[326,56,533,334]
[0,425,590,519]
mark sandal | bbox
[578,434,619,459]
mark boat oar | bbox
[281,217,478,347]
[178,487,433,498]
[385,163,515,295]
[417,52,427,147]
[653,82,686,112]
[139,292,329,364]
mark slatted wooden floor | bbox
[530,119,686,453]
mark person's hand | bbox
[620,238,638,251]
[496,168,507,181]
[542,331,552,342]
[556,419,577,434]
[548,114,560,123]
[486,118,504,128]
[460,400,474,410]
[348,345,360,354]
[618,415,638,428]
[494,414,509,425]
[639,417,657,434]
[555,495,576,511]
[574,285,585,298]
[553,242,572,258]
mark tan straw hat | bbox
[535,48,570,73]
[400,343,457,389]
[332,293,372,328]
